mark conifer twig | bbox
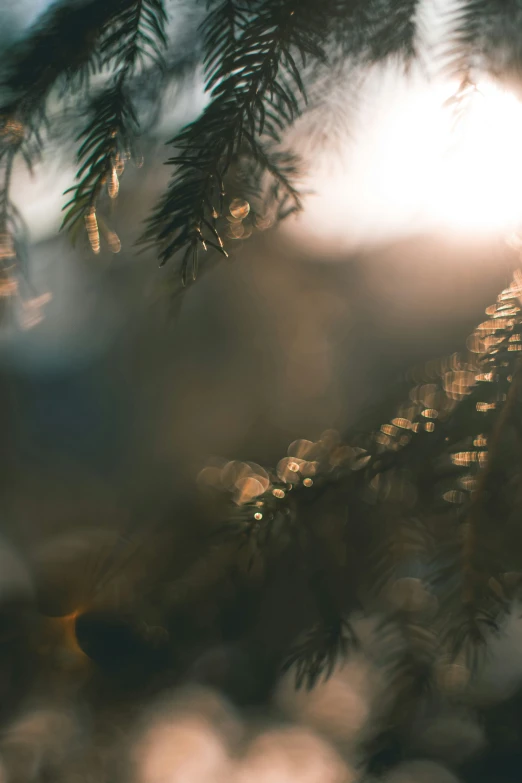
[140,0,334,278]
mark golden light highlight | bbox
[85,208,100,254]
[433,80,522,234]
[284,76,522,250]
[43,610,88,663]
[57,610,84,655]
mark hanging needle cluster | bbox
[2,0,522,287]
[1,0,428,290]
[62,0,167,254]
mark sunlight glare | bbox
[286,75,522,252]
[433,80,522,234]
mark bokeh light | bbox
[275,658,379,750]
[134,689,239,783]
[235,727,352,783]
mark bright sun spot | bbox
[435,81,522,234]
[286,73,522,253]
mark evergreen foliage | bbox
[2,0,522,726]
[0,0,443,287]
[193,267,522,703]
[61,0,167,247]
[140,0,332,275]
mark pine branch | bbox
[0,0,144,137]
[341,0,421,63]
[61,90,138,252]
[445,0,522,81]
[375,615,438,704]
[358,273,522,665]
[198,264,522,687]
[0,135,23,295]
[201,0,246,79]
[97,0,168,73]
[0,119,51,325]
[282,615,358,690]
[360,616,439,774]
[281,489,364,689]
[0,0,122,264]
[140,0,334,281]
[435,368,522,663]
[0,0,168,260]
[61,0,167,253]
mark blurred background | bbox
[1,1,522,782]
